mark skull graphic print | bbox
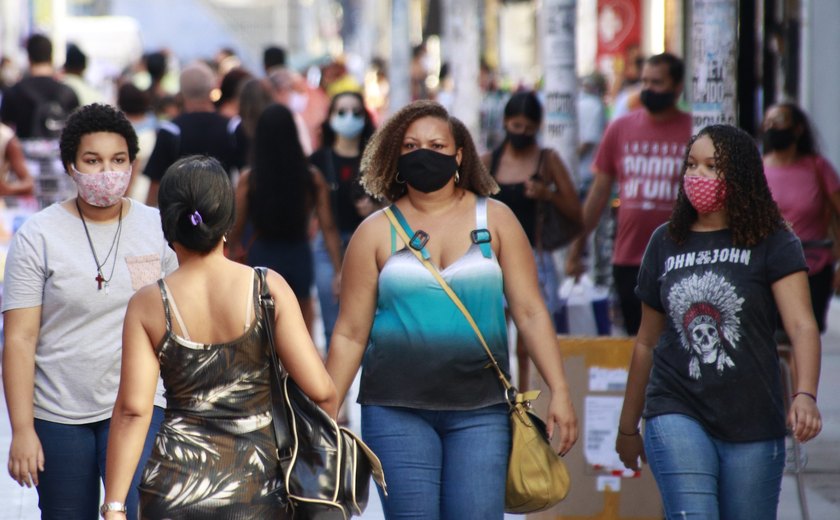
[667,272,744,379]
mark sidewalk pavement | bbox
[2,296,839,519]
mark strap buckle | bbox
[409,230,430,251]
[470,228,492,244]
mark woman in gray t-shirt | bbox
[2,103,177,519]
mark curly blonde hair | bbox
[360,100,498,202]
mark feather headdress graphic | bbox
[667,271,744,379]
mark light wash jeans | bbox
[644,413,785,520]
[362,404,510,520]
[313,230,353,348]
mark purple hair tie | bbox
[189,210,203,226]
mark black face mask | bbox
[507,132,537,150]
[640,89,676,113]
[763,127,796,151]
[398,149,459,193]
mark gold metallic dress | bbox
[139,275,288,519]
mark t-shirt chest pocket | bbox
[125,254,162,290]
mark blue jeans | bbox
[534,249,561,319]
[313,230,352,347]
[362,404,510,520]
[34,406,165,520]
[644,414,785,520]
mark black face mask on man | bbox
[762,127,796,151]
[639,89,676,113]
[397,148,459,193]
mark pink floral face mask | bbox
[70,165,131,207]
[683,175,727,214]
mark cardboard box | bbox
[528,337,663,520]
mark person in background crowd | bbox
[309,90,377,347]
[482,91,581,390]
[236,78,274,168]
[62,43,104,107]
[577,73,607,195]
[761,102,840,332]
[215,66,252,120]
[267,68,314,155]
[143,51,170,119]
[117,83,157,201]
[0,122,35,196]
[2,103,177,519]
[102,155,336,519]
[228,104,342,334]
[0,33,79,139]
[326,100,578,519]
[263,45,287,76]
[609,45,644,122]
[616,124,822,519]
[143,61,244,206]
[566,53,692,336]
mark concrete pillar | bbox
[443,0,481,138]
[540,0,579,183]
[688,0,738,133]
[800,0,840,171]
[389,0,411,115]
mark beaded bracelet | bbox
[618,427,640,436]
[793,391,817,402]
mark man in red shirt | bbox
[566,53,692,335]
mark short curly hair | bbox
[668,124,785,247]
[59,103,139,168]
[360,100,498,202]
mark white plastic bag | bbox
[556,275,611,335]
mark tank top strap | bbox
[245,269,257,331]
[472,196,492,259]
[157,280,173,333]
[161,280,192,341]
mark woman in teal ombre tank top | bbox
[326,101,578,520]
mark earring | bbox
[454,171,460,184]
[223,235,228,243]
[396,171,405,184]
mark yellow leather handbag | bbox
[383,207,570,514]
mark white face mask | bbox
[329,113,365,139]
[288,91,308,114]
[71,165,132,207]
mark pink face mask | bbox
[71,165,131,207]
[683,175,727,214]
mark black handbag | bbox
[534,150,582,250]
[489,146,581,250]
[255,267,387,519]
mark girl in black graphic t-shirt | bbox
[616,124,822,519]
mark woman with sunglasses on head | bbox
[309,90,377,347]
[761,102,840,333]
[2,103,177,519]
[326,100,577,519]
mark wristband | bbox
[793,391,817,402]
[618,427,640,436]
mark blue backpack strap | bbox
[471,197,492,258]
[389,204,431,260]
